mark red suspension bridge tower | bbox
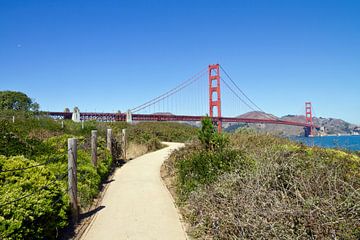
[209,64,222,132]
[305,102,314,136]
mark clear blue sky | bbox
[1,0,359,124]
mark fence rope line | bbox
[0,177,72,208]
[0,164,74,208]
[221,77,257,112]
[0,158,57,173]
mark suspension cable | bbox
[221,78,257,112]
[131,70,207,113]
[131,67,207,113]
[220,65,278,120]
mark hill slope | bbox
[224,111,358,136]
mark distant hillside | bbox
[237,111,278,119]
[224,111,359,136]
[150,111,358,136]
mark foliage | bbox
[0,91,39,112]
[166,131,360,239]
[174,147,251,201]
[45,134,112,208]
[198,117,229,151]
[0,118,114,239]
[0,156,68,240]
[0,119,54,158]
[0,112,197,239]
[173,119,253,200]
[109,121,197,151]
[197,117,215,150]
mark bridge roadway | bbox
[47,112,317,128]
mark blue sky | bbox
[0,0,359,124]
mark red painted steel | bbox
[47,112,318,128]
[305,102,314,135]
[209,64,222,132]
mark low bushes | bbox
[0,124,113,239]
[44,134,113,208]
[0,156,68,239]
[175,147,252,201]
[165,121,360,239]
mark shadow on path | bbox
[80,206,106,221]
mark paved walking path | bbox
[81,142,187,240]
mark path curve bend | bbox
[81,142,187,240]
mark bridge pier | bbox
[72,107,81,122]
[304,126,311,137]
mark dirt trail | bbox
[80,142,187,240]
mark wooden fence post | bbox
[122,129,127,160]
[91,130,97,166]
[107,128,112,153]
[12,116,15,123]
[61,120,64,129]
[68,138,79,224]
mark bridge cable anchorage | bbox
[130,67,208,113]
[220,65,278,120]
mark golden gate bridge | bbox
[47,64,319,137]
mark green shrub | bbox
[175,118,254,200]
[175,148,252,200]
[0,156,68,240]
[44,135,112,208]
[0,120,53,158]
[126,122,197,144]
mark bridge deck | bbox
[47,112,318,128]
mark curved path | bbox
[81,142,187,240]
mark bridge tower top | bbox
[305,102,314,136]
[209,64,222,132]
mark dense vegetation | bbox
[0,91,39,112]
[163,120,360,239]
[0,114,112,239]
[0,109,197,239]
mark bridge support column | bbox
[305,102,314,137]
[126,110,132,123]
[304,126,311,137]
[209,64,222,132]
[72,107,81,123]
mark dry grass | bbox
[126,142,149,160]
[163,132,360,239]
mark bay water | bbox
[291,135,360,151]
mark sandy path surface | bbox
[80,142,187,240]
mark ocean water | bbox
[291,135,360,151]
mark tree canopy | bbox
[0,91,39,111]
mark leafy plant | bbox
[198,117,229,151]
[0,156,68,239]
[0,91,39,112]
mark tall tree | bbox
[0,91,39,111]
